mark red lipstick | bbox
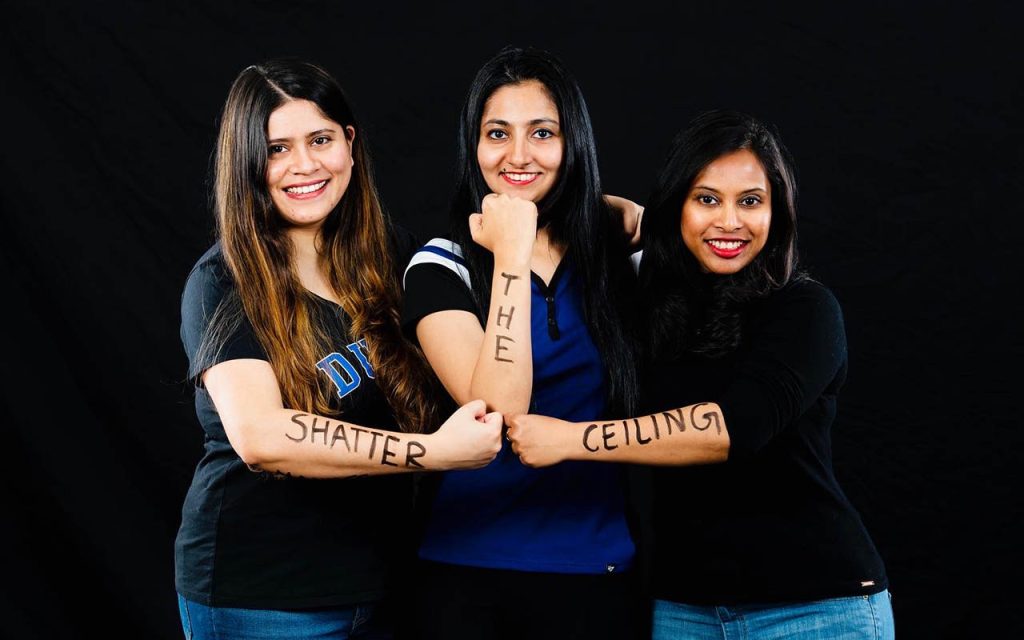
[705,239,748,259]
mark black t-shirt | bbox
[175,226,419,608]
[643,279,888,605]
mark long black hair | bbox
[449,46,638,416]
[201,59,440,431]
[639,109,803,360]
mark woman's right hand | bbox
[605,194,644,247]
[429,399,503,470]
[468,193,537,265]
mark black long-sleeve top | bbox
[642,278,888,605]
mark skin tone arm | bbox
[205,358,503,478]
[416,193,538,416]
[505,403,730,468]
[605,194,644,247]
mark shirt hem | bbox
[175,585,388,610]
[418,549,634,575]
[653,577,889,607]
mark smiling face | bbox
[476,80,563,203]
[265,99,354,229]
[680,149,772,274]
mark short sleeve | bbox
[717,281,848,460]
[400,239,479,344]
[630,250,643,275]
[180,245,268,383]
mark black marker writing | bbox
[495,334,515,362]
[351,426,367,451]
[311,417,328,444]
[367,430,383,459]
[382,435,400,467]
[500,272,520,295]
[496,305,515,330]
[284,413,429,468]
[690,403,722,434]
[649,414,661,440]
[662,409,685,435]
[580,407,723,453]
[601,422,618,450]
[331,424,351,451]
[406,441,426,468]
[287,413,310,442]
[633,418,651,445]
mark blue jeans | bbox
[652,591,894,640]
[177,594,391,640]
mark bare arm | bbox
[604,194,644,248]
[415,194,536,416]
[506,403,730,468]
[205,358,503,478]
[506,284,850,469]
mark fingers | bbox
[506,423,519,455]
[459,398,487,420]
[505,419,522,457]
[483,411,503,428]
[506,412,532,438]
[468,213,483,242]
[631,206,645,246]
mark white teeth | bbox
[503,172,537,183]
[285,180,327,194]
[707,240,745,250]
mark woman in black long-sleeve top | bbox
[506,110,894,639]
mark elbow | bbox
[491,399,530,418]
[224,419,276,467]
[709,435,731,463]
[482,397,530,419]
[231,433,268,467]
[466,384,529,416]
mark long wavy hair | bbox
[201,59,439,431]
[449,46,638,416]
[639,110,803,360]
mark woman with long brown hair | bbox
[175,59,502,639]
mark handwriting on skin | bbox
[286,413,426,468]
[494,272,519,363]
[581,404,723,452]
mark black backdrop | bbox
[3,1,1020,638]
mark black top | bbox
[175,227,419,608]
[643,278,888,605]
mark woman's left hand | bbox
[506,413,578,468]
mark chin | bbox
[703,261,750,275]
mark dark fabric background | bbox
[2,1,1019,638]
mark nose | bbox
[290,144,319,174]
[507,135,530,167]
[715,202,742,231]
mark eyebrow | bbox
[482,118,560,127]
[692,185,768,194]
[267,128,337,144]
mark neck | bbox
[288,226,321,268]
[530,227,564,284]
[287,226,338,303]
